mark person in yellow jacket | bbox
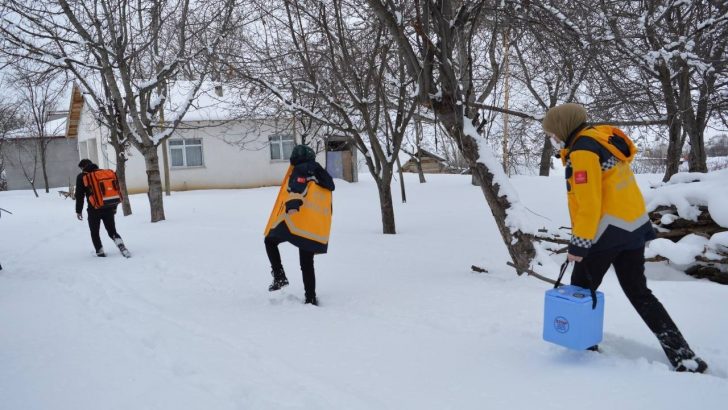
[264,145,334,306]
[543,103,707,373]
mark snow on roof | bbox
[164,81,240,122]
[75,79,248,123]
[3,117,67,139]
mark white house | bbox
[68,83,329,194]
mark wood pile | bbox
[649,205,728,284]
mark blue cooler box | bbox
[543,285,604,350]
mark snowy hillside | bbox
[1,173,726,409]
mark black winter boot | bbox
[114,237,131,258]
[304,295,318,306]
[675,357,708,373]
[268,267,289,291]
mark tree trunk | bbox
[39,141,49,193]
[538,137,553,176]
[414,118,426,183]
[678,65,708,173]
[662,115,682,182]
[502,28,511,175]
[659,68,684,182]
[415,158,426,183]
[0,159,6,191]
[115,151,132,216]
[376,172,396,234]
[142,146,165,222]
[29,180,38,197]
[471,163,535,272]
[396,156,406,203]
[686,129,708,173]
[162,138,171,196]
[444,119,536,273]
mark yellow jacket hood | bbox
[561,125,638,164]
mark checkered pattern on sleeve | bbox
[570,235,593,249]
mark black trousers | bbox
[265,236,316,298]
[87,207,121,252]
[572,245,695,367]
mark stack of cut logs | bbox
[649,205,728,284]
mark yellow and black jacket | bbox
[264,162,335,254]
[560,125,656,257]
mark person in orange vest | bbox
[264,145,334,306]
[542,103,707,373]
[75,159,130,258]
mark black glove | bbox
[285,199,303,213]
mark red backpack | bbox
[83,169,122,209]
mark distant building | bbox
[401,149,452,174]
[1,115,79,191]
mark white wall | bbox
[76,106,309,193]
[160,121,292,191]
[77,103,104,162]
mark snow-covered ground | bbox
[1,172,726,409]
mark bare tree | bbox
[10,64,66,193]
[366,0,538,272]
[1,0,237,222]
[9,137,40,197]
[509,8,595,176]
[234,0,418,234]
[538,0,728,181]
[0,101,23,191]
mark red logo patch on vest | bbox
[574,170,588,184]
[296,177,306,183]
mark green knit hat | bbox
[542,103,588,142]
[290,144,316,165]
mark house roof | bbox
[412,149,447,162]
[69,79,249,128]
[66,85,84,138]
[3,117,67,140]
[166,81,241,122]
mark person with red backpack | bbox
[75,159,130,258]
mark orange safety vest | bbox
[264,166,333,253]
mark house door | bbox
[326,151,344,179]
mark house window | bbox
[87,138,99,164]
[269,134,295,160]
[79,141,88,159]
[170,138,204,167]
